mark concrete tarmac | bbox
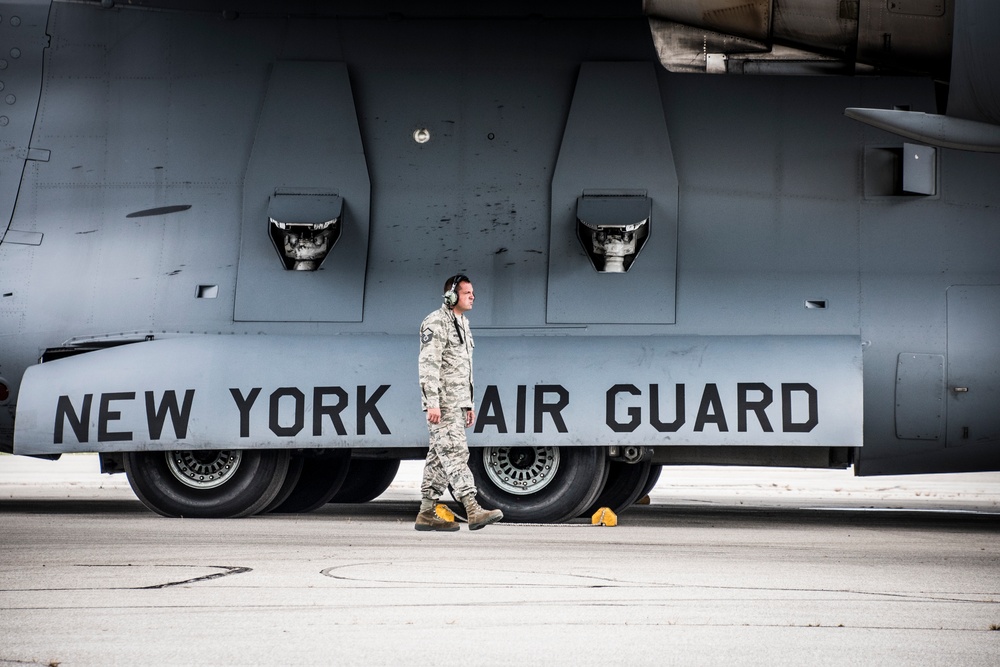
[1,455,999,666]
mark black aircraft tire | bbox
[261,455,306,513]
[580,459,653,518]
[638,464,663,499]
[124,449,291,518]
[329,458,401,504]
[269,450,351,513]
[469,446,609,524]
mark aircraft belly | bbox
[12,334,862,455]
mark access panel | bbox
[547,62,678,324]
[947,285,1000,448]
[234,62,370,322]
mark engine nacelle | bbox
[645,0,953,78]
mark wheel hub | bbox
[165,450,242,490]
[482,446,560,495]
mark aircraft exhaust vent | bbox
[576,193,650,273]
[267,192,343,271]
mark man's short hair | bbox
[443,274,470,293]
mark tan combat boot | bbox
[414,508,459,532]
[462,497,504,530]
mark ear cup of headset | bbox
[442,274,465,307]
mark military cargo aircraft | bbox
[1,0,998,521]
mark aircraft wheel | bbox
[470,446,609,523]
[268,450,351,513]
[123,449,290,518]
[329,458,400,503]
[580,459,653,517]
[637,464,662,499]
[261,455,306,513]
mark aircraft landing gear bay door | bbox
[947,285,1000,448]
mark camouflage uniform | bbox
[418,304,477,501]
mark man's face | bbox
[454,281,475,313]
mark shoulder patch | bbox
[420,328,433,344]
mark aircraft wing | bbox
[645,0,1000,152]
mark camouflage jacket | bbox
[419,304,475,410]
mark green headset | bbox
[443,274,470,307]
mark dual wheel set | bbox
[123,446,661,522]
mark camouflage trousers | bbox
[420,407,477,501]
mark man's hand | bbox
[426,408,474,426]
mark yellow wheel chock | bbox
[591,507,618,526]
